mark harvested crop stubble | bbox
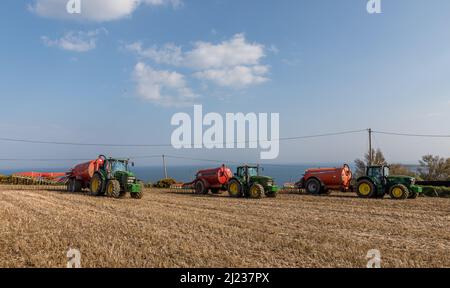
[0,187,449,268]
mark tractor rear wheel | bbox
[389,184,409,200]
[356,180,376,198]
[106,180,121,198]
[305,178,321,195]
[228,179,242,198]
[248,183,264,199]
[90,174,104,196]
[195,181,208,195]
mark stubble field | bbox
[0,187,449,268]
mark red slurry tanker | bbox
[183,165,233,195]
[296,164,353,195]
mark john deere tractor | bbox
[90,156,143,199]
[355,165,422,200]
[227,165,279,198]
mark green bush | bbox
[154,178,177,189]
[421,186,450,198]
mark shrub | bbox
[154,178,177,189]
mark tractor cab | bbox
[366,165,389,179]
[236,165,259,182]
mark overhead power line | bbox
[0,129,366,147]
[373,130,450,138]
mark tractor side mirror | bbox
[131,162,135,167]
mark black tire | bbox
[356,180,376,198]
[305,178,321,195]
[74,180,82,192]
[131,183,144,199]
[408,191,419,199]
[106,180,121,198]
[248,183,264,199]
[195,181,208,195]
[90,173,105,196]
[389,184,409,200]
[227,179,242,198]
[210,188,222,194]
[265,190,278,198]
[67,179,75,192]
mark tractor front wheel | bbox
[228,180,242,198]
[106,180,121,198]
[305,178,321,195]
[408,192,419,199]
[90,174,104,196]
[131,183,144,199]
[356,180,376,198]
[389,184,409,200]
[248,183,264,199]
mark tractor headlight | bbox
[127,176,136,184]
[411,178,416,185]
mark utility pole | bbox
[162,154,168,179]
[368,128,373,165]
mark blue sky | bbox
[1,0,450,169]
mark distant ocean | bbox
[1,163,422,186]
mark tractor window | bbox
[383,166,390,177]
[247,167,258,177]
[368,167,383,178]
[111,161,127,173]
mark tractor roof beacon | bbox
[355,165,422,200]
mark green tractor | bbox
[227,165,279,198]
[68,155,144,199]
[90,157,144,199]
[355,165,422,200]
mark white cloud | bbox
[41,28,107,52]
[29,0,182,22]
[133,62,197,107]
[127,34,269,89]
[194,65,269,88]
[184,34,265,70]
[126,42,183,66]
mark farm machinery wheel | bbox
[228,179,242,198]
[389,184,409,200]
[195,181,208,195]
[265,190,278,198]
[131,182,144,199]
[356,180,376,198]
[106,180,121,198]
[408,191,419,199]
[248,183,264,199]
[305,178,322,195]
[211,188,222,194]
[90,173,105,196]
